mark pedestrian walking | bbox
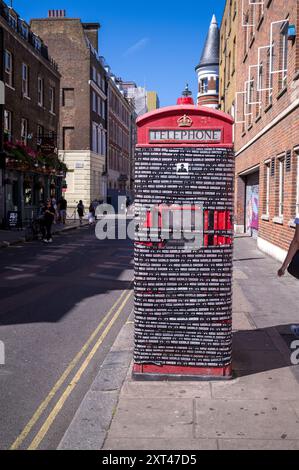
[88,203,96,225]
[278,217,299,336]
[41,199,56,243]
[51,197,58,223]
[77,200,85,225]
[58,196,68,225]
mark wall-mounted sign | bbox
[7,211,21,229]
[149,129,222,143]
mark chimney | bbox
[82,23,100,52]
[48,10,66,18]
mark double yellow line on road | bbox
[10,288,133,450]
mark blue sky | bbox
[12,0,225,107]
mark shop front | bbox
[2,142,66,228]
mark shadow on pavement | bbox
[233,325,298,378]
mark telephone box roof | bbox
[136,105,234,127]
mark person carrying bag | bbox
[278,217,299,335]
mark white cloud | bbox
[123,37,150,57]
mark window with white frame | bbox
[92,122,97,152]
[34,36,42,52]
[20,22,29,39]
[49,87,55,113]
[199,78,208,94]
[92,91,97,112]
[22,63,29,97]
[37,125,44,145]
[97,96,101,116]
[278,156,285,218]
[4,110,12,141]
[97,127,102,155]
[296,150,299,218]
[8,12,17,30]
[21,118,28,145]
[5,50,13,87]
[264,161,271,216]
[102,132,106,156]
[279,22,288,90]
[38,76,44,106]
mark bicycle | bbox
[24,217,43,242]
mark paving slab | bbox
[103,438,218,451]
[211,367,299,401]
[232,349,287,372]
[107,398,194,440]
[120,381,212,400]
[233,330,277,351]
[218,438,299,450]
[194,399,299,440]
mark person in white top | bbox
[278,218,299,336]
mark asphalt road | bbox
[0,223,134,450]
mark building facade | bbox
[0,1,61,227]
[146,91,160,112]
[231,0,299,262]
[219,0,239,122]
[107,75,136,209]
[121,81,148,116]
[195,14,220,108]
[31,11,107,213]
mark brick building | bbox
[31,11,107,212]
[0,1,61,227]
[106,74,136,209]
[219,0,239,122]
[195,14,220,108]
[223,0,299,262]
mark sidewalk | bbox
[58,236,299,450]
[0,219,89,249]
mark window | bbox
[278,156,285,217]
[63,127,75,150]
[21,118,28,145]
[92,91,97,112]
[22,64,29,97]
[20,22,29,39]
[227,52,231,83]
[38,77,44,106]
[97,127,102,155]
[102,100,106,119]
[62,88,75,107]
[295,150,299,217]
[34,35,42,52]
[92,66,97,82]
[248,80,254,127]
[265,50,273,106]
[278,23,288,90]
[4,110,12,141]
[92,123,98,152]
[200,78,208,94]
[102,132,106,156]
[49,87,55,113]
[232,37,236,73]
[8,12,17,30]
[37,125,44,145]
[264,162,270,216]
[5,50,13,87]
[97,96,102,116]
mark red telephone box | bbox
[133,93,234,380]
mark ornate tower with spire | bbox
[195,14,220,109]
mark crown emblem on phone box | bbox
[177,115,193,127]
